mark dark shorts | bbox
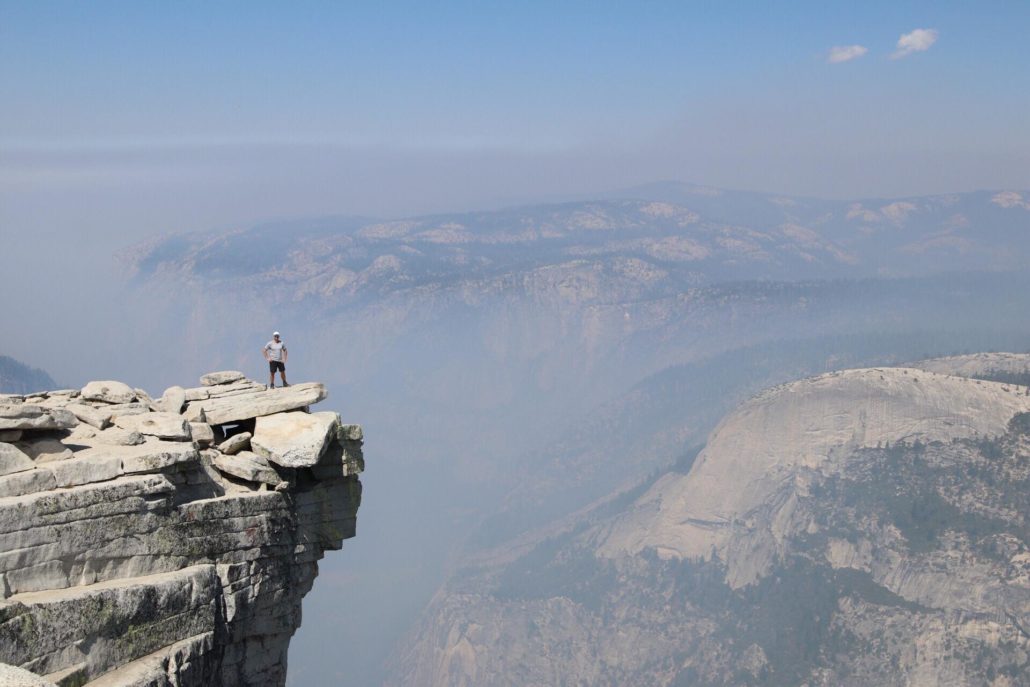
[269,361,285,373]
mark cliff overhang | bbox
[0,373,364,686]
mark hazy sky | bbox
[4,1,1030,212]
[2,1,1030,375]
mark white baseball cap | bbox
[273,331,280,337]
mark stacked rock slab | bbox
[0,372,364,687]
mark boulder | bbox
[190,422,215,446]
[0,442,35,476]
[218,432,251,455]
[37,396,70,410]
[135,387,156,407]
[184,382,327,425]
[160,385,187,415]
[212,451,282,486]
[65,424,96,441]
[0,405,76,432]
[184,387,210,402]
[80,380,136,405]
[120,441,198,474]
[114,412,192,441]
[103,402,151,419]
[77,426,146,447]
[14,437,73,463]
[65,402,111,429]
[200,370,247,386]
[108,428,147,446]
[251,411,340,468]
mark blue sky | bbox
[3,2,1028,154]
[1,1,1029,223]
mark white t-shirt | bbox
[264,340,286,362]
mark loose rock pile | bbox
[0,373,364,687]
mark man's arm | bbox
[282,346,288,363]
[262,344,270,361]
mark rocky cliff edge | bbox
[0,373,364,686]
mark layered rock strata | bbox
[0,373,364,686]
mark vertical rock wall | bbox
[0,374,364,686]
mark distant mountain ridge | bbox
[126,183,1030,300]
[118,184,1030,463]
[0,355,57,394]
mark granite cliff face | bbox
[391,360,1030,686]
[0,373,364,686]
[598,367,1030,584]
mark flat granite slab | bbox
[183,382,327,424]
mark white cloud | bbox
[827,45,868,63]
[891,28,939,59]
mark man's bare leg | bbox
[280,371,289,387]
[269,370,275,388]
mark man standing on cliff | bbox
[263,331,289,388]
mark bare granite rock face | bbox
[391,364,1030,686]
[911,351,1030,382]
[599,367,1030,584]
[0,373,364,687]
